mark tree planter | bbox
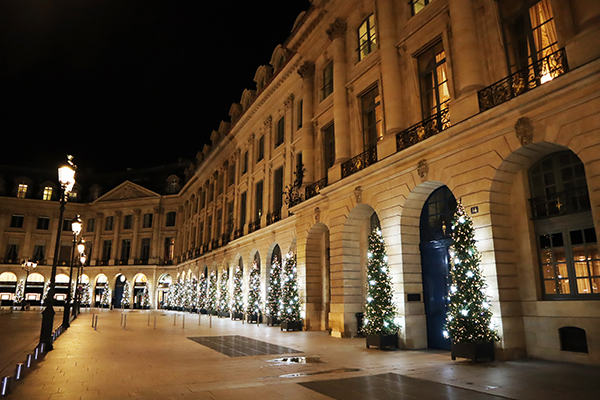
[209,310,218,316]
[266,316,280,326]
[281,320,303,332]
[231,312,244,320]
[366,334,398,349]
[218,311,230,318]
[246,313,259,323]
[451,342,495,362]
[200,308,208,314]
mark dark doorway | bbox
[420,186,456,350]
[114,275,126,308]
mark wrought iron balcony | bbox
[267,209,282,226]
[478,48,568,112]
[529,187,590,220]
[341,145,377,179]
[248,218,261,233]
[396,107,450,152]
[305,177,328,200]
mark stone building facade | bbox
[1,0,599,365]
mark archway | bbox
[95,274,108,307]
[0,272,17,305]
[419,185,457,350]
[114,274,127,308]
[157,274,172,309]
[55,273,70,303]
[133,273,148,309]
[26,272,45,304]
[305,223,331,331]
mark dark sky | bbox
[0,0,311,173]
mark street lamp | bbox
[40,155,76,351]
[63,215,82,328]
[73,246,86,317]
[21,260,37,310]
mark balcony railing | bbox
[396,107,450,152]
[267,209,282,226]
[305,177,328,201]
[341,145,377,179]
[529,187,590,220]
[248,218,261,233]
[478,48,568,112]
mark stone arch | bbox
[305,222,330,331]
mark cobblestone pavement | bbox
[5,309,600,400]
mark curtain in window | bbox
[529,0,558,59]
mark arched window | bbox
[529,151,598,299]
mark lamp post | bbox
[40,156,76,351]
[63,215,82,328]
[73,240,86,318]
[20,260,37,310]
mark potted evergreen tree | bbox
[280,252,303,331]
[198,274,207,314]
[266,256,282,326]
[246,260,261,323]
[218,269,230,318]
[207,271,218,315]
[364,228,401,349]
[231,266,244,320]
[445,201,499,362]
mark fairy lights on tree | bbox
[198,274,207,311]
[246,260,261,317]
[363,228,400,336]
[122,281,131,307]
[267,256,282,319]
[219,269,230,314]
[15,279,24,304]
[444,201,499,344]
[231,266,244,316]
[100,285,111,307]
[140,285,150,308]
[208,270,218,312]
[280,252,301,323]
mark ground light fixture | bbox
[39,155,77,351]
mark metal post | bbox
[123,315,127,330]
[25,354,32,368]
[15,363,24,380]
[182,314,185,329]
[154,315,157,329]
[174,313,176,326]
[92,313,95,327]
[1,376,11,396]
[94,315,98,330]
[62,232,77,329]
[209,313,212,328]
[198,313,201,325]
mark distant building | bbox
[1,0,599,365]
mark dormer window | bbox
[17,183,28,198]
[42,186,53,201]
[166,175,180,194]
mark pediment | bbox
[96,181,159,202]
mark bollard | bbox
[120,313,124,326]
[34,347,39,360]
[209,313,212,328]
[40,343,45,354]
[94,315,98,331]
[92,313,95,327]
[1,376,11,396]
[26,354,33,368]
[123,315,127,330]
[154,315,157,330]
[15,363,23,380]
[174,313,176,326]
[198,313,201,325]
[182,314,185,329]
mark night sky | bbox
[0,1,311,173]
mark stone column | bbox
[111,211,122,266]
[151,206,163,264]
[298,61,316,184]
[327,19,352,164]
[130,209,141,265]
[376,0,404,135]
[92,212,103,265]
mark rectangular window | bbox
[17,184,28,198]
[87,218,95,232]
[276,117,285,147]
[33,244,46,261]
[227,201,234,231]
[164,238,174,262]
[358,14,377,60]
[418,41,450,119]
[5,242,19,261]
[10,214,24,228]
[63,218,73,232]
[410,0,434,16]
[102,240,112,261]
[322,62,333,99]
[42,187,53,201]
[216,208,223,239]
[166,211,177,227]
[255,180,264,221]
[240,191,247,229]
[123,215,133,230]
[323,124,336,171]
[274,167,284,213]
[105,216,114,231]
[243,151,249,174]
[140,238,151,261]
[296,152,304,186]
[228,163,236,187]
[199,190,206,210]
[297,100,303,129]
[257,135,265,162]
[143,213,153,228]
[207,216,213,243]
[361,85,383,149]
[121,239,131,262]
[208,183,214,203]
[37,216,50,230]
[217,173,223,195]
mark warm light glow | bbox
[72,215,83,236]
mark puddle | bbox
[268,356,322,365]
[279,368,360,378]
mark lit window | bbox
[361,85,383,149]
[322,62,333,99]
[17,183,28,198]
[43,186,53,201]
[410,0,434,16]
[358,14,377,61]
[418,41,450,119]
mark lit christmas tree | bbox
[42,280,51,304]
[14,279,24,304]
[80,282,91,306]
[280,252,301,327]
[100,286,111,307]
[122,281,131,307]
[267,256,282,320]
[198,274,207,311]
[246,260,261,319]
[218,269,230,314]
[140,285,151,308]
[363,228,400,340]
[445,201,499,345]
[231,266,244,317]
[207,270,217,312]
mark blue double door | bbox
[420,186,456,351]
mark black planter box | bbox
[366,334,398,349]
[209,310,218,316]
[231,312,244,320]
[246,313,260,323]
[451,341,495,362]
[281,320,303,332]
[218,311,230,318]
[266,316,280,326]
[200,308,208,314]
